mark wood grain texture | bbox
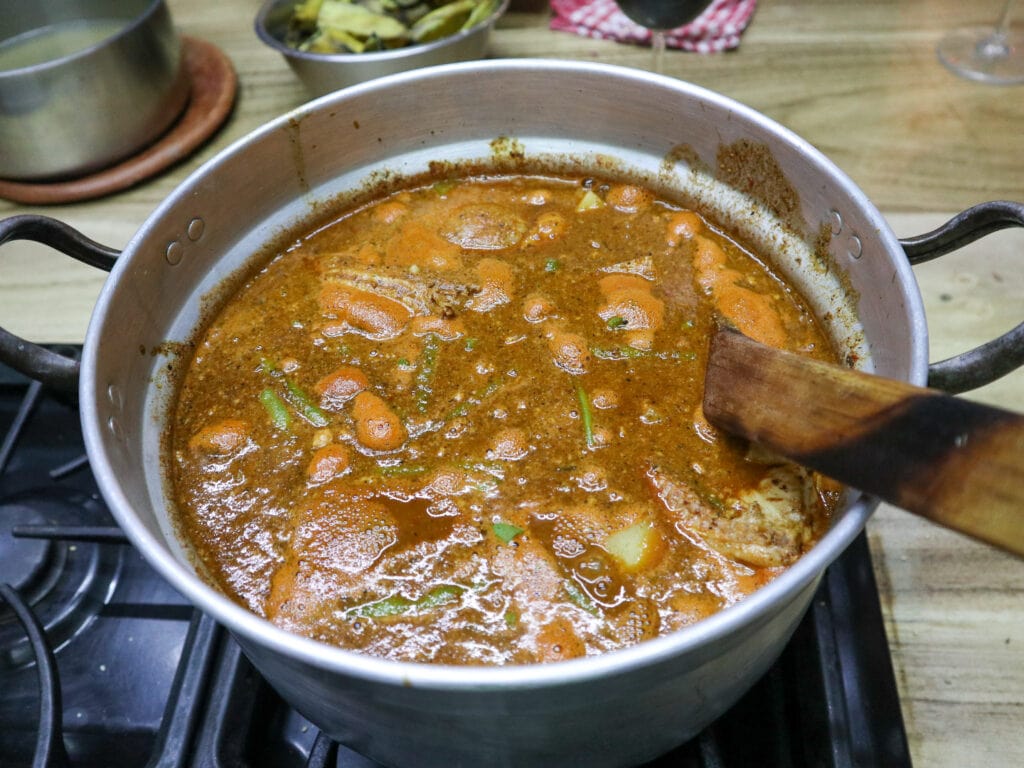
[704,327,1024,556]
[0,1,1021,764]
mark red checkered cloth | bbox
[550,0,758,53]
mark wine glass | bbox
[615,0,714,73]
[937,1,1024,84]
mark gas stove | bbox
[0,353,911,767]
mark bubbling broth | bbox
[169,173,840,665]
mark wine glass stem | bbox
[995,0,1015,34]
[982,0,1016,58]
[652,29,667,74]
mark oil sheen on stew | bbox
[170,174,840,665]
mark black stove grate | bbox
[0,355,912,768]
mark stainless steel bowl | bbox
[0,0,189,181]
[255,0,510,96]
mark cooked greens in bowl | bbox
[284,0,500,55]
[255,0,509,94]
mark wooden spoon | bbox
[703,325,1024,557]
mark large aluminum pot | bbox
[1,60,1022,767]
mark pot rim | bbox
[81,58,923,691]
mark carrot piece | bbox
[713,285,787,349]
[522,294,556,323]
[605,184,654,214]
[385,221,463,271]
[188,419,249,454]
[692,236,726,271]
[306,443,351,484]
[351,391,407,451]
[535,616,587,661]
[689,234,787,348]
[314,366,369,409]
[547,329,590,374]
[319,284,412,340]
[410,315,465,340]
[665,210,704,246]
[467,258,515,313]
[524,211,567,245]
[372,200,408,224]
[597,274,664,351]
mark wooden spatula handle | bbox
[703,327,1024,557]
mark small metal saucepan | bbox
[0,0,188,181]
[0,61,1021,767]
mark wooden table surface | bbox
[1,0,1022,764]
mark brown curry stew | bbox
[169,173,840,665]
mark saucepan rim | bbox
[0,0,170,77]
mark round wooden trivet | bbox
[0,37,237,205]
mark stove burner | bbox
[0,503,52,594]
[0,584,68,768]
[0,487,122,670]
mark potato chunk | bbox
[603,520,665,573]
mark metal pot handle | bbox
[899,200,1024,394]
[2,205,1020,394]
[0,215,119,393]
